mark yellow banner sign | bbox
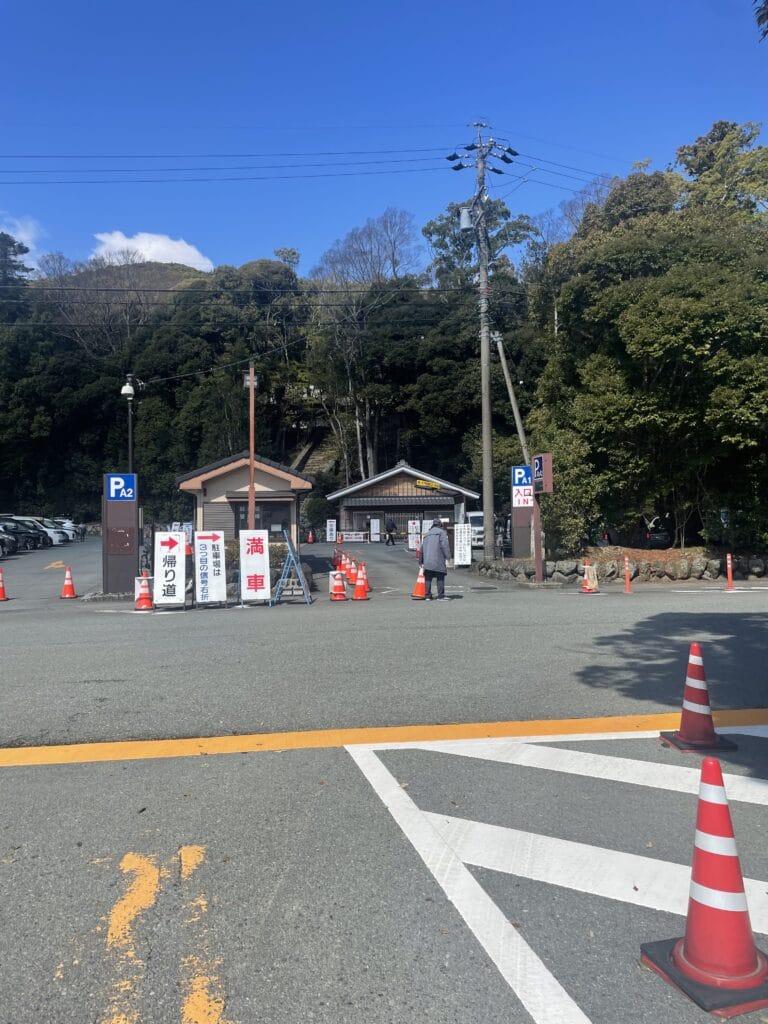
[415,478,441,490]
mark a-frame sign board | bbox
[271,531,312,606]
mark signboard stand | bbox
[272,531,312,606]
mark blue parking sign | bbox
[106,473,137,501]
[511,465,532,487]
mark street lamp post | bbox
[243,363,257,530]
[120,374,135,473]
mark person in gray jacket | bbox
[419,518,451,600]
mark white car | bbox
[52,518,79,541]
[26,517,69,544]
[466,511,485,548]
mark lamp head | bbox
[121,382,135,400]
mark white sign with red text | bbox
[194,531,227,605]
[153,531,186,606]
[407,520,420,551]
[239,530,271,603]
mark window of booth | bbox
[233,501,292,537]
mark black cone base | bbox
[660,731,738,752]
[641,939,768,1018]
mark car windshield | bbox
[39,519,58,528]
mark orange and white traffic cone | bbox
[661,642,737,752]
[641,757,768,1017]
[359,561,371,593]
[307,529,314,544]
[135,575,153,611]
[411,565,427,601]
[347,560,358,585]
[581,559,598,594]
[0,566,8,602]
[60,566,77,599]
[352,566,369,601]
[330,571,347,601]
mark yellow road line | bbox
[1,708,767,769]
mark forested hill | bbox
[0,120,766,554]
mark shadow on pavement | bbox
[575,611,768,776]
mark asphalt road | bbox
[2,539,768,1023]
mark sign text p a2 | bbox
[106,473,137,501]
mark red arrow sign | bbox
[159,537,178,550]
[196,533,221,542]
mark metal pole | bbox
[475,126,495,562]
[127,396,133,474]
[494,334,530,465]
[248,361,255,531]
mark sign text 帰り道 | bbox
[106,473,136,501]
[239,530,271,603]
[194,531,227,605]
[326,519,337,544]
[454,523,472,566]
[153,531,186,606]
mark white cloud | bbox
[91,230,213,271]
[0,213,45,265]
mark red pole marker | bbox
[661,642,737,753]
[641,758,768,1017]
[726,553,734,592]
[624,555,631,594]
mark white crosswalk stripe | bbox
[350,727,768,1024]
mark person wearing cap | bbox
[419,518,451,600]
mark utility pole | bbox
[450,124,519,562]
[243,362,256,530]
[475,126,495,562]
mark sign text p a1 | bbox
[105,473,137,501]
[511,465,532,487]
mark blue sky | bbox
[2,0,765,275]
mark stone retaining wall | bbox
[473,554,766,585]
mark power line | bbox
[0,156,448,175]
[0,166,449,186]
[0,146,451,160]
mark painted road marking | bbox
[101,852,161,1024]
[386,736,768,805]
[2,709,768,769]
[45,559,66,570]
[425,812,768,932]
[348,745,591,1024]
[349,730,768,1024]
[82,846,234,1024]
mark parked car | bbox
[52,518,79,541]
[0,527,19,557]
[466,511,485,548]
[12,517,54,547]
[0,517,43,550]
[25,517,69,544]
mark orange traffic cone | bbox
[135,575,153,611]
[411,565,427,600]
[581,559,598,594]
[347,560,358,585]
[661,642,737,753]
[307,529,314,544]
[0,566,8,602]
[330,571,347,601]
[352,565,369,601]
[641,757,768,1016]
[359,561,371,593]
[60,566,77,599]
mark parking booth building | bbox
[176,452,313,546]
[327,461,479,539]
